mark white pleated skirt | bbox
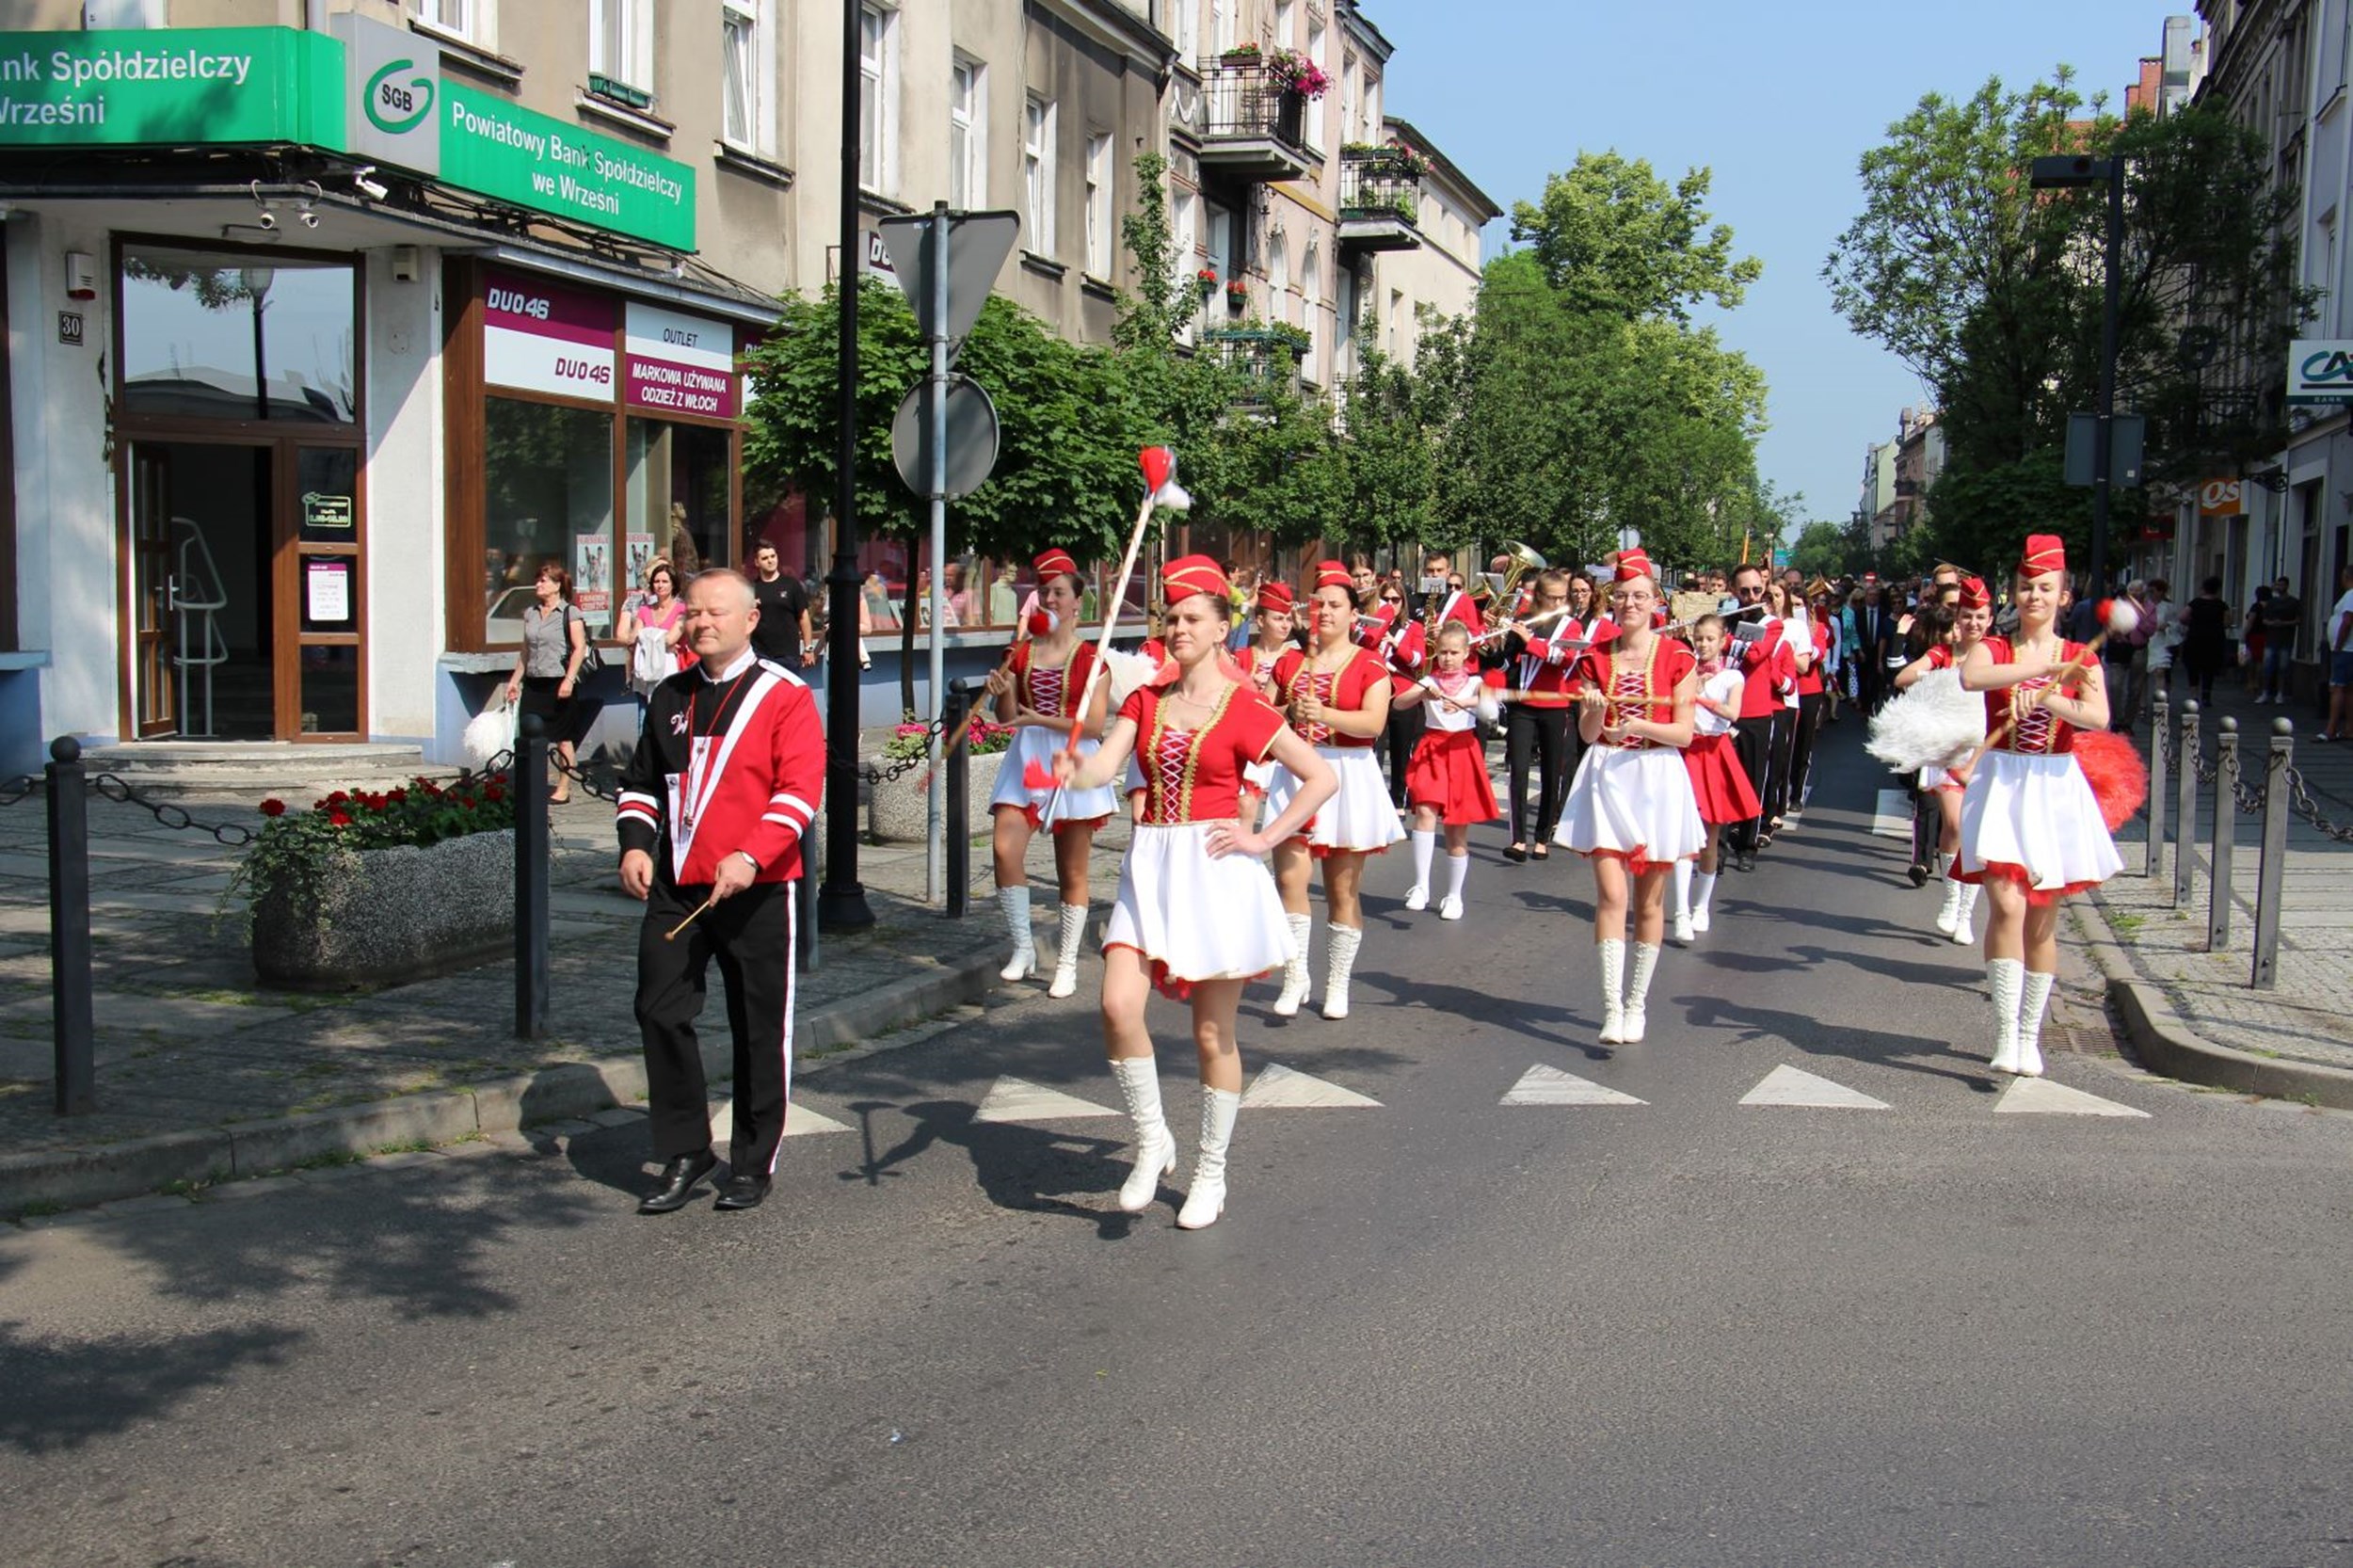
[988,725,1117,828]
[1104,823,1296,992]
[1261,746,1405,854]
[1553,745,1706,872]
[1957,749,2122,901]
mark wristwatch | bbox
[736,851,760,872]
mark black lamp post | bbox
[820,0,874,931]
[2030,152,2124,599]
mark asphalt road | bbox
[6,722,2352,1568]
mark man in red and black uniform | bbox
[1727,563,1792,872]
[1490,568,1582,860]
[617,569,824,1214]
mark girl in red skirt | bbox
[1397,623,1501,920]
[1673,615,1759,943]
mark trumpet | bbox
[1472,602,1581,649]
[1657,600,1769,638]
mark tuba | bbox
[1499,540,1547,602]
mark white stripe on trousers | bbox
[766,886,799,1176]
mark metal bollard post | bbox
[2147,686,2168,882]
[798,813,822,975]
[2207,716,2235,952]
[942,678,980,919]
[2250,717,2292,990]
[515,712,550,1038]
[46,737,94,1116]
[2173,698,2198,908]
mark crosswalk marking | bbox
[1872,788,1914,841]
[1739,1064,1891,1110]
[1993,1077,2152,1117]
[974,1077,1120,1123]
[712,1100,853,1144]
[1241,1063,1383,1109]
[1500,1064,1646,1106]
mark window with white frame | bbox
[1362,75,1381,142]
[720,0,777,153]
[858,4,897,195]
[1207,200,1233,280]
[1269,232,1289,326]
[1084,133,1113,278]
[1024,95,1058,256]
[409,0,485,42]
[1171,185,1200,342]
[1339,55,1355,151]
[589,0,650,93]
[1274,0,1294,46]
[1302,238,1321,381]
[1211,0,1236,56]
[1176,0,1198,61]
[951,58,987,209]
[1305,20,1326,147]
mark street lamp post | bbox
[239,265,275,421]
[2031,153,2124,599]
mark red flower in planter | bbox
[387,789,408,805]
[327,791,349,805]
[259,798,287,818]
[328,809,353,828]
[484,784,505,804]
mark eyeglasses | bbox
[1380,597,1401,606]
[1735,586,1765,600]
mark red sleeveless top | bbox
[1273,646,1388,750]
[1008,640,1100,720]
[1573,636,1697,750]
[1980,636,2089,756]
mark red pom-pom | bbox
[2072,730,2148,831]
[1025,609,1057,637]
[1022,760,1058,792]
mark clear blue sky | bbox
[1370,0,2179,533]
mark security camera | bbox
[353,166,389,201]
[299,209,320,230]
[256,209,277,231]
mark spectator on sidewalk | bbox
[619,569,824,1215]
[2243,584,2272,696]
[2325,565,2353,743]
[2145,579,2179,710]
[748,542,814,669]
[2182,576,2231,705]
[2258,576,2302,705]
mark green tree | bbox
[1511,152,1763,324]
[1788,519,1851,580]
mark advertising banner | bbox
[442,79,695,251]
[2288,339,2353,406]
[2198,477,2245,518]
[482,268,616,401]
[623,299,736,419]
[0,27,342,147]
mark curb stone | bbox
[1,949,1005,1218]
[2076,894,2353,1110]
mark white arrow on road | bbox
[712,1099,854,1143]
[1500,1064,1646,1106]
[1739,1064,1890,1109]
[974,1077,1121,1123]
[1993,1077,2151,1117]
[1241,1064,1383,1109]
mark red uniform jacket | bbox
[617,652,824,887]
[1736,619,1795,721]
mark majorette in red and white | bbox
[1956,534,2125,1077]
[1057,552,1337,1230]
[1240,579,1297,806]
[1893,573,1994,946]
[1553,549,1704,1046]
[1671,613,1760,944]
[1263,561,1403,1022]
[983,548,1118,999]
[1398,623,1501,921]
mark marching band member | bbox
[1894,578,1992,943]
[1672,614,1759,942]
[1358,580,1428,811]
[1555,550,1704,1043]
[1053,556,1336,1228]
[1265,562,1402,1019]
[984,550,1116,998]
[1726,563,1793,870]
[1237,579,1299,826]
[1957,536,2122,1076]
[1494,568,1581,863]
[1761,580,1804,833]
[1397,622,1501,920]
[1785,580,1835,808]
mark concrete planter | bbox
[251,829,515,991]
[868,758,1004,844]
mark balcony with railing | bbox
[1202,325,1309,407]
[1338,145,1426,253]
[1193,56,1317,184]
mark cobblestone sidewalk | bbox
[2091,678,2353,1087]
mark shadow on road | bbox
[835,1098,1144,1239]
[1678,994,1999,1093]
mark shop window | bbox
[483,398,614,643]
[625,418,730,598]
[120,247,355,424]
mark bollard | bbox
[798,813,822,975]
[2250,717,2292,990]
[47,737,94,1116]
[2147,686,2169,883]
[2207,716,2235,952]
[2173,697,2199,908]
[942,677,982,920]
[515,712,550,1038]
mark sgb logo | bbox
[365,57,436,135]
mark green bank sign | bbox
[0,26,695,251]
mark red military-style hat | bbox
[1958,575,1992,611]
[1613,548,1657,585]
[1312,560,1353,592]
[1256,580,1294,613]
[2021,535,2067,578]
[1033,548,1079,583]
[1161,553,1229,607]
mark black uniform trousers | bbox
[1730,714,1775,853]
[1384,697,1425,808]
[1503,702,1571,845]
[635,877,798,1178]
[1786,692,1827,813]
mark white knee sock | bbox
[1443,850,1469,903]
[1410,828,1435,891]
[1673,857,1693,919]
[1691,871,1718,917]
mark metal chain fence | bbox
[2281,762,2353,844]
[870,710,952,785]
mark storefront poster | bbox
[624,533,656,596]
[483,268,616,400]
[305,558,352,624]
[623,300,737,419]
[573,533,612,628]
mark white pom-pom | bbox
[1103,648,1163,709]
[2104,597,2139,637]
[1866,668,1985,773]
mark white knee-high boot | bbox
[1176,1086,1241,1230]
[1108,1056,1176,1212]
[2015,969,2056,1078]
[1935,860,1964,935]
[1987,957,2025,1074]
[1950,882,1979,945]
[1273,912,1312,1016]
[1321,924,1364,1019]
[1690,871,1718,934]
[1673,859,1695,944]
[1596,937,1627,1044]
[997,885,1035,982]
[1622,941,1661,1043]
[1048,903,1089,999]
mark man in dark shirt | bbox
[748,541,813,668]
[2258,575,2302,704]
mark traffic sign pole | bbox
[925,201,952,904]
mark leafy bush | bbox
[232,774,517,912]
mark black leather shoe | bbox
[1908,861,1930,887]
[637,1150,718,1214]
[713,1174,771,1211]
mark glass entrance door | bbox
[127,439,277,739]
[128,445,177,737]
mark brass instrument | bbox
[1498,539,1547,604]
[1471,602,1581,650]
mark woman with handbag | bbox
[618,557,689,721]
[505,564,594,803]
